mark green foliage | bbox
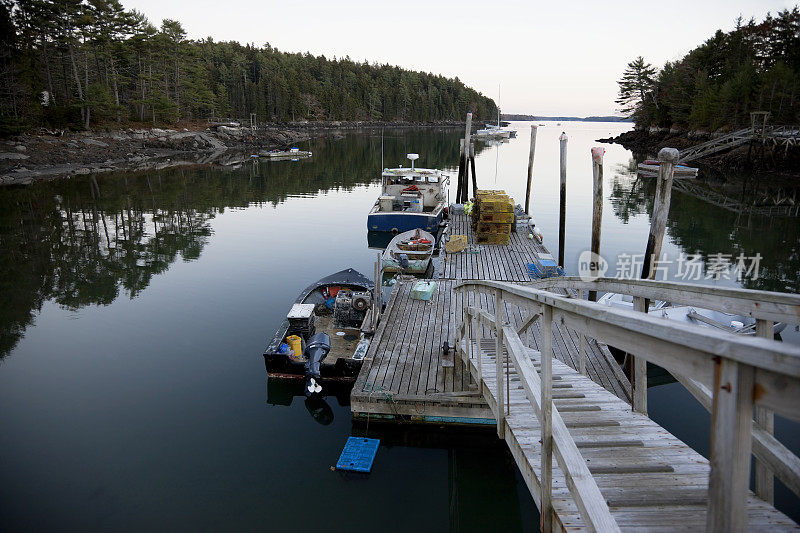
[615,56,656,122]
[1,1,495,132]
[618,7,800,130]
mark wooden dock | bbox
[437,212,552,282]
[352,213,630,423]
[350,209,800,530]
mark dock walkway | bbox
[452,279,800,531]
[459,336,796,530]
[351,213,630,422]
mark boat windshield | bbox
[386,175,440,185]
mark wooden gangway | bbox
[678,125,800,163]
[454,277,800,531]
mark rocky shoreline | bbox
[599,129,800,177]
[0,120,467,186]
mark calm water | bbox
[0,123,797,530]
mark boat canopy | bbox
[382,167,445,185]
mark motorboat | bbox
[367,153,449,234]
[263,268,374,395]
[262,147,313,159]
[598,292,786,334]
[381,228,435,274]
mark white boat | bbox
[367,153,449,234]
[474,124,511,140]
[262,147,313,159]
[598,292,786,334]
[474,105,514,140]
[637,160,699,178]
[381,228,435,274]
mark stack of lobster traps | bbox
[471,190,515,245]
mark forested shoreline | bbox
[0,1,496,134]
[616,8,800,131]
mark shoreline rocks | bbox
[0,121,466,186]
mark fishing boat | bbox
[637,160,699,178]
[263,268,374,395]
[262,147,313,159]
[381,228,435,274]
[598,292,786,334]
[367,153,449,234]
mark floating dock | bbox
[351,213,630,423]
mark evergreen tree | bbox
[615,56,657,122]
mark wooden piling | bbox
[524,125,538,214]
[558,133,568,268]
[461,112,473,203]
[632,147,678,415]
[469,142,477,200]
[640,147,678,280]
[456,139,466,203]
[588,147,604,302]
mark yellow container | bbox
[286,335,304,361]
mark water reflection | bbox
[0,129,482,361]
[608,164,799,293]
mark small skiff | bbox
[381,228,435,274]
[637,160,699,178]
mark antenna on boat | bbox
[407,153,419,170]
[381,127,384,170]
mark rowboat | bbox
[381,228,435,274]
[637,160,699,178]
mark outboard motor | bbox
[304,332,330,396]
[397,253,410,272]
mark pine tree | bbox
[615,56,657,120]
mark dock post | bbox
[374,252,381,329]
[462,112,473,203]
[524,125,538,214]
[754,319,775,503]
[632,147,678,415]
[558,133,568,267]
[588,147,604,302]
[640,147,678,281]
[494,289,505,440]
[456,139,466,203]
[469,142,477,199]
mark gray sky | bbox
[121,0,795,116]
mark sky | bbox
[121,0,795,116]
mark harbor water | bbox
[0,123,797,530]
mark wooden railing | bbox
[454,278,800,532]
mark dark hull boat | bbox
[263,268,374,394]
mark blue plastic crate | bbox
[526,262,565,280]
[336,437,380,473]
